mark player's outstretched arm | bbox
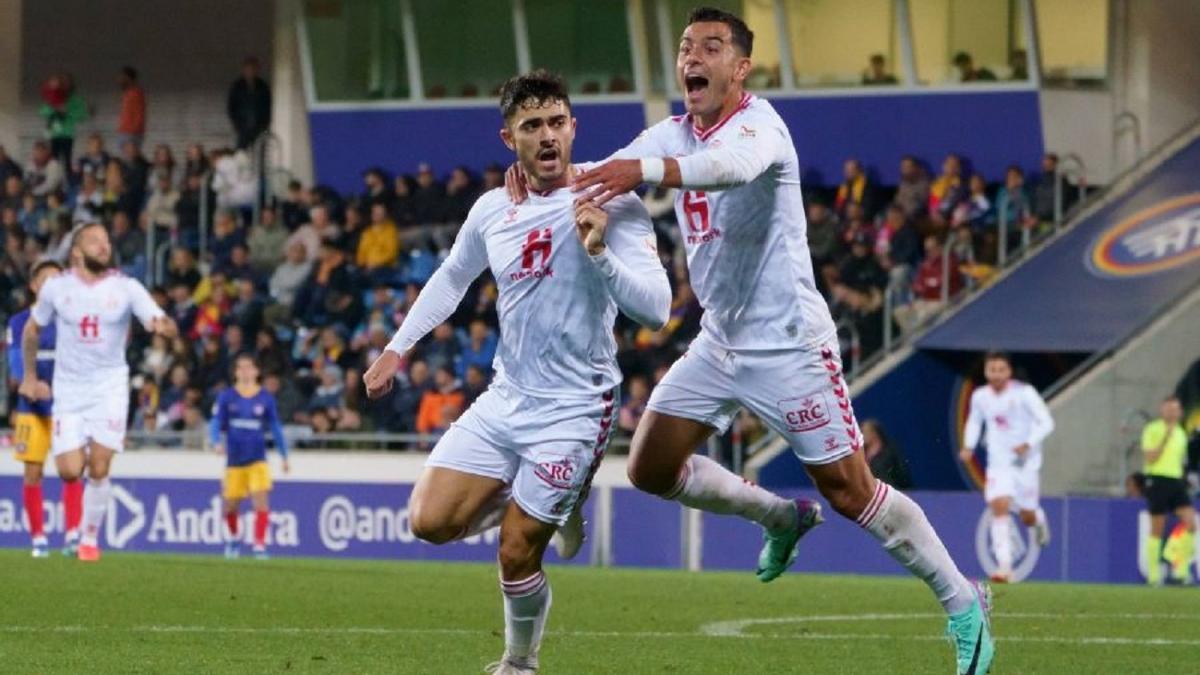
[960,393,984,462]
[577,198,671,330]
[1023,386,1056,448]
[267,397,290,474]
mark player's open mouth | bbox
[684,75,709,101]
[536,148,559,170]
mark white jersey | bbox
[612,93,835,351]
[963,381,1055,469]
[387,180,670,399]
[31,269,165,389]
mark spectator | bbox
[894,156,931,220]
[356,202,401,275]
[462,364,489,406]
[120,140,150,208]
[481,163,504,192]
[255,328,291,377]
[111,211,146,271]
[929,154,967,226]
[220,244,260,287]
[0,145,21,185]
[2,175,22,211]
[73,172,104,224]
[384,359,428,433]
[140,172,179,237]
[280,180,308,231]
[1033,153,1074,223]
[418,322,461,375]
[444,166,479,224]
[875,204,921,291]
[996,166,1040,251]
[840,203,875,251]
[287,204,333,262]
[838,231,888,295]
[25,141,64,200]
[227,56,272,149]
[834,158,880,220]
[459,319,497,378]
[618,375,651,433]
[183,143,210,182]
[174,172,213,249]
[158,364,192,429]
[269,241,312,308]
[116,66,146,150]
[38,73,87,168]
[954,174,993,231]
[17,192,45,238]
[309,364,345,413]
[196,334,230,392]
[222,323,247,359]
[1140,396,1195,586]
[862,53,898,85]
[861,420,912,489]
[952,52,996,82]
[150,144,176,184]
[246,206,287,272]
[893,235,963,333]
[361,168,395,212]
[292,237,358,329]
[411,163,447,224]
[165,247,202,291]
[139,333,173,384]
[211,148,256,212]
[209,210,245,271]
[75,134,109,181]
[416,365,465,437]
[191,272,231,339]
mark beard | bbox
[81,252,112,274]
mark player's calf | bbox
[495,503,556,674]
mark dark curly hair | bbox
[499,69,571,122]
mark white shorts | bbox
[647,334,860,465]
[985,460,1041,511]
[51,381,129,456]
[426,383,617,526]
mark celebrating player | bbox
[209,353,290,560]
[7,258,86,557]
[19,222,176,562]
[510,8,993,673]
[363,71,670,674]
[961,351,1055,583]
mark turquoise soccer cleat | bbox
[947,581,995,674]
[755,499,823,583]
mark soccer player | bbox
[209,353,290,560]
[512,8,994,672]
[1137,395,1195,585]
[960,351,1055,583]
[8,258,86,557]
[19,222,176,562]
[363,71,670,674]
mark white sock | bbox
[80,478,112,548]
[991,515,1013,572]
[857,481,975,615]
[463,488,510,539]
[500,571,552,664]
[664,455,797,533]
[1034,507,1047,528]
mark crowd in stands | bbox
[2,60,1080,450]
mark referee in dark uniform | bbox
[1141,396,1195,585]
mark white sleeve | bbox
[963,392,984,449]
[1022,385,1055,447]
[385,205,490,355]
[674,124,786,191]
[605,121,673,161]
[30,278,59,327]
[127,278,166,326]
[587,196,672,330]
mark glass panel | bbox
[641,0,669,92]
[666,0,783,89]
[910,0,1024,85]
[304,0,409,101]
[525,1,636,94]
[785,0,898,88]
[1036,0,1108,86]
[413,0,518,99]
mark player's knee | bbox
[497,533,540,580]
[408,511,460,545]
[1019,511,1036,526]
[626,456,679,496]
[23,463,44,484]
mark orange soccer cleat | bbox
[77,544,101,562]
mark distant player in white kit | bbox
[19,222,176,562]
[960,351,1054,583]
[362,71,670,674]
[513,7,994,673]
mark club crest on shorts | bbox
[777,392,831,433]
[534,455,579,490]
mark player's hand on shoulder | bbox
[575,201,609,255]
[572,159,642,207]
[505,163,529,204]
[363,350,401,400]
[18,377,50,401]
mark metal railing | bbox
[116,429,634,453]
[1054,154,1088,228]
[198,169,213,267]
[1112,111,1143,177]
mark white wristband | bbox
[640,158,665,185]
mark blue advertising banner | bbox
[0,478,1183,585]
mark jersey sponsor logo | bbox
[511,227,554,282]
[975,509,1040,582]
[1088,193,1200,277]
[682,191,723,245]
[533,455,579,491]
[777,392,831,433]
[79,314,100,341]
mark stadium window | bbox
[412,0,518,100]
[665,0,783,90]
[1035,0,1108,87]
[524,1,636,95]
[783,0,899,88]
[909,0,1026,85]
[304,0,410,101]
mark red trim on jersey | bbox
[693,92,753,142]
[67,268,120,287]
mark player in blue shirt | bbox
[6,259,82,558]
[209,353,289,559]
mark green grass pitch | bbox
[0,550,1196,673]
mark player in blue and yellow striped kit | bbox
[209,353,289,559]
[7,259,84,557]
